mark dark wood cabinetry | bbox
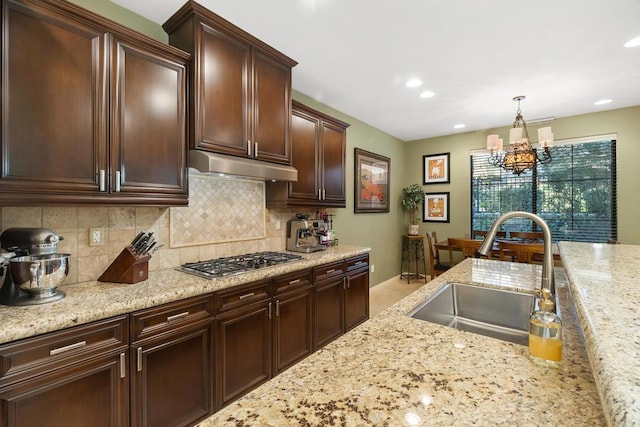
[0,316,129,427]
[163,2,297,165]
[0,0,189,206]
[313,255,370,349]
[267,101,349,208]
[130,295,214,427]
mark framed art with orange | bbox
[354,148,390,213]
[423,153,450,184]
[423,192,450,222]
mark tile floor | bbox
[369,275,428,317]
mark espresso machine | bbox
[286,217,328,253]
[0,227,70,306]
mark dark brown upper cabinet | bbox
[163,1,297,165]
[0,0,190,206]
[267,100,349,208]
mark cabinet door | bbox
[320,121,347,206]
[273,287,313,375]
[252,50,291,164]
[345,267,370,331]
[130,321,213,427]
[288,109,321,203]
[110,36,188,203]
[0,352,128,427]
[0,0,108,203]
[196,23,251,156]
[313,278,345,350]
[215,301,271,409]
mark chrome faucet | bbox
[477,211,555,295]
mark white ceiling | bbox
[113,0,640,141]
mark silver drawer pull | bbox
[50,340,86,356]
[288,279,301,285]
[239,292,255,300]
[167,311,189,322]
[326,269,336,274]
[99,170,106,192]
[354,261,366,266]
[137,347,143,372]
[120,352,126,379]
[115,170,121,192]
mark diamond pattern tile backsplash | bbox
[170,173,266,247]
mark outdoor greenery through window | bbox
[471,137,617,243]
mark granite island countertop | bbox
[197,258,606,426]
[0,245,370,345]
[559,242,640,427]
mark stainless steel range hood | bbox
[189,150,298,182]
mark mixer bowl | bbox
[9,254,70,298]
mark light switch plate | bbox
[89,227,104,247]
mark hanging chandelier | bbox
[486,96,553,175]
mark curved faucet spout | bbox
[477,211,555,294]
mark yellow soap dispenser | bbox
[529,288,562,367]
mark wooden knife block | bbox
[99,246,151,284]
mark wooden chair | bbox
[508,231,544,242]
[447,238,484,266]
[425,232,450,279]
[472,230,507,240]
[499,241,545,264]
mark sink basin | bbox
[409,283,537,345]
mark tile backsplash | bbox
[0,173,304,285]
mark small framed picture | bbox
[423,192,450,223]
[423,153,450,184]
[354,148,390,213]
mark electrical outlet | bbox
[89,227,104,247]
[370,264,375,273]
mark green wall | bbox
[71,0,640,285]
[405,106,640,246]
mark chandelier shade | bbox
[486,96,553,175]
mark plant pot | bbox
[408,224,420,235]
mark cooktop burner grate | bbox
[180,251,302,279]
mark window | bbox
[471,137,617,243]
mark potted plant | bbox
[401,184,424,235]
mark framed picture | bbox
[423,192,450,222]
[423,153,450,184]
[354,148,390,213]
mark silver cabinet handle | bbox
[318,189,322,200]
[268,302,272,319]
[346,276,351,289]
[289,279,301,285]
[254,142,259,157]
[115,170,121,192]
[167,311,189,322]
[120,352,126,379]
[239,292,255,300]
[99,170,106,192]
[322,189,326,200]
[137,347,143,372]
[275,300,280,317]
[326,269,336,274]
[247,140,252,156]
[50,340,86,356]
[354,261,367,267]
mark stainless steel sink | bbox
[409,283,537,345]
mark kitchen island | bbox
[197,257,606,426]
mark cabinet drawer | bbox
[313,261,345,283]
[130,294,214,342]
[273,268,312,295]
[0,315,128,387]
[214,280,270,314]
[346,255,369,272]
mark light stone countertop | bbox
[197,258,606,426]
[0,245,370,345]
[558,242,640,427]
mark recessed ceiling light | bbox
[419,91,435,98]
[406,78,422,88]
[594,99,613,106]
[624,36,640,48]
[454,124,466,129]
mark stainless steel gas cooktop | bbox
[180,251,302,279]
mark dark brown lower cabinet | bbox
[0,316,129,427]
[130,295,214,427]
[345,256,370,331]
[313,275,346,349]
